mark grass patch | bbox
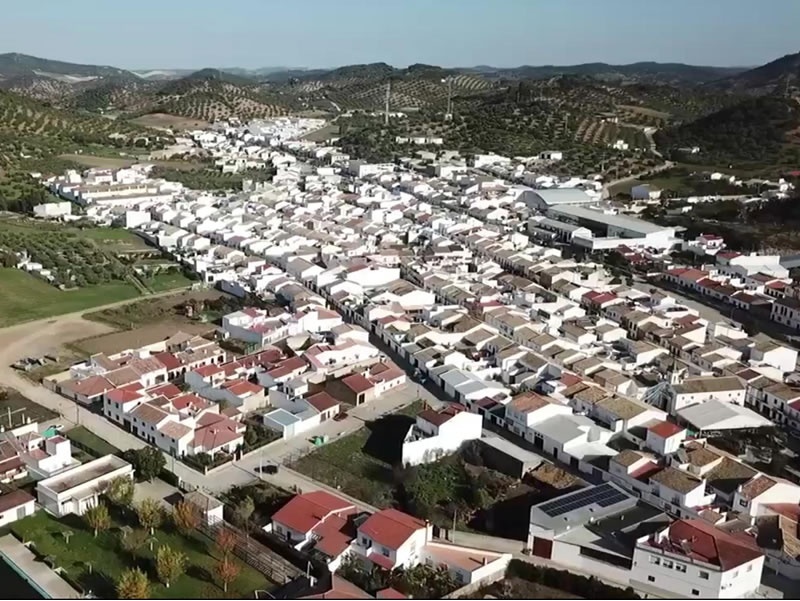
[66,426,121,458]
[291,428,397,507]
[144,272,194,292]
[0,388,58,428]
[0,269,141,326]
[11,510,271,599]
[290,400,515,530]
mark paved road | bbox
[602,160,674,199]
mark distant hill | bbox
[705,51,800,94]
[0,52,135,81]
[655,96,800,169]
[463,62,745,84]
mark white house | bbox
[36,455,134,517]
[667,376,746,414]
[630,519,764,598]
[401,404,483,467]
[0,490,36,528]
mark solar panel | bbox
[538,483,629,517]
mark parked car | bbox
[258,464,278,475]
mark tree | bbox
[156,545,186,588]
[230,496,255,529]
[135,498,164,534]
[105,475,135,508]
[116,568,150,599]
[215,526,237,559]
[215,557,240,593]
[119,528,147,554]
[84,503,110,538]
[172,499,201,535]
[123,447,166,482]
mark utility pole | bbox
[384,81,391,126]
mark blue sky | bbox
[2,0,798,69]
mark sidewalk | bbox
[0,535,82,599]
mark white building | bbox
[630,519,764,598]
[36,455,134,517]
[401,404,482,467]
[33,201,72,219]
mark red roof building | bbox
[272,491,356,538]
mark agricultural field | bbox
[0,387,58,429]
[72,322,214,356]
[130,112,210,131]
[0,218,150,288]
[0,268,140,327]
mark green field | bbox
[0,268,140,326]
[66,426,121,457]
[144,272,194,292]
[12,510,271,599]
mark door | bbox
[532,537,553,559]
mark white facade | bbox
[401,408,483,467]
[36,455,134,517]
[631,522,764,599]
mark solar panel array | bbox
[538,483,629,518]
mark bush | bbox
[507,560,639,599]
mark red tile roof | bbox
[342,373,374,394]
[222,379,263,397]
[307,391,340,413]
[376,588,407,599]
[359,508,426,550]
[0,489,34,513]
[146,382,182,399]
[418,403,467,427]
[106,387,144,403]
[153,352,182,371]
[648,420,685,439]
[662,519,761,571]
[272,492,355,534]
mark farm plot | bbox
[0,387,58,429]
[0,268,140,327]
[0,219,144,289]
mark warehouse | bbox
[523,188,597,211]
[547,205,679,250]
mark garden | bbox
[11,482,273,599]
[290,403,519,531]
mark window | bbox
[747,564,753,572]
[676,564,687,573]
[381,546,390,557]
[739,499,749,507]
[663,560,673,569]
[692,590,700,596]
[647,576,655,582]
[700,571,709,580]
[649,555,660,565]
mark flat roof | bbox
[530,482,637,533]
[531,189,595,206]
[264,408,301,427]
[677,399,773,431]
[548,204,667,235]
[39,455,130,494]
[479,432,544,466]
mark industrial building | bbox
[542,204,680,250]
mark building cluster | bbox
[32,116,800,598]
[268,490,510,586]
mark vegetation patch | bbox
[0,268,140,326]
[11,507,270,599]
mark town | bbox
[0,104,799,600]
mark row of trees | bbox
[79,475,244,598]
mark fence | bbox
[196,518,302,586]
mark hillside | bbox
[655,96,800,172]
[0,90,165,211]
[0,52,135,81]
[706,51,800,94]
[473,62,744,84]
